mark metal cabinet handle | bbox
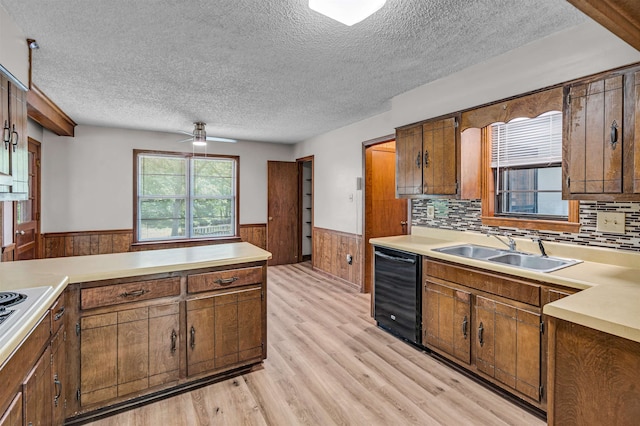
[215,277,239,285]
[462,315,468,339]
[54,373,62,407]
[10,124,18,152]
[190,325,196,350]
[120,289,147,298]
[478,322,484,347]
[54,306,65,321]
[170,329,177,354]
[424,150,429,167]
[610,120,618,148]
[415,152,421,168]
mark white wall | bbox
[0,4,29,88]
[296,21,640,236]
[41,125,294,232]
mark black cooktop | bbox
[0,291,27,308]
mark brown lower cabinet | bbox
[0,293,66,426]
[422,258,578,412]
[63,261,267,421]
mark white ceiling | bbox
[0,0,587,143]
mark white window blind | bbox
[491,111,562,168]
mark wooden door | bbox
[23,346,53,426]
[186,298,216,376]
[267,161,298,265]
[565,75,623,195]
[423,281,471,364]
[423,117,458,195]
[15,138,40,260]
[364,141,408,293]
[148,304,180,387]
[80,312,118,406]
[475,296,541,401]
[0,392,22,426]
[0,76,9,187]
[395,125,422,196]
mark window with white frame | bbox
[135,151,238,242]
[491,111,567,220]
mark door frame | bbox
[296,155,314,263]
[362,134,410,297]
[14,137,41,260]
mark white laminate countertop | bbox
[370,227,640,344]
[0,242,271,365]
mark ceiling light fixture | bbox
[192,122,208,146]
[27,38,39,50]
[309,0,386,26]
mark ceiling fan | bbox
[177,122,237,146]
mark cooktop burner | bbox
[0,291,27,308]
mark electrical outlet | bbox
[346,254,353,265]
[596,212,625,234]
[426,205,435,219]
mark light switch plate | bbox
[596,212,625,234]
[426,205,435,219]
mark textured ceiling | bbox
[0,0,586,143]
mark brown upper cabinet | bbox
[0,74,28,200]
[563,64,639,201]
[396,114,460,198]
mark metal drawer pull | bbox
[2,120,9,147]
[54,306,65,321]
[424,150,429,167]
[170,329,177,354]
[10,125,18,152]
[190,325,196,350]
[120,289,148,298]
[610,120,618,148]
[415,152,421,168]
[478,322,484,347]
[215,277,239,285]
[54,373,62,407]
[462,315,468,339]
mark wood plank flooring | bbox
[88,262,545,426]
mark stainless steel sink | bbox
[487,253,581,273]
[434,244,506,259]
[433,244,581,273]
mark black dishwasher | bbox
[373,246,421,344]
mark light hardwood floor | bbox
[88,262,545,426]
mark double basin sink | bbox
[433,244,581,273]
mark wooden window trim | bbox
[132,149,240,245]
[480,128,580,233]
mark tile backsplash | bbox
[412,199,640,252]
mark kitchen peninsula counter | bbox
[0,242,272,366]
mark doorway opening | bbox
[363,137,409,294]
[298,156,313,263]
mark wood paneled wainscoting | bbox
[42,225,267,259]
[312,227,363,290]
[43,229,134,258]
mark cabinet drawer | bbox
[50,295,66,335]
[188,267,262,293]
[81,277,180,310]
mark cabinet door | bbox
[422,117,458,195]
[51,328,66,426]
[396,125,423,196]
[0,77,10,190]
[23,346,53,426]
[187,287,263,377]
[0,392,22,426]
[475,296,541,401]
[8,83,27,196]
[422,281,471,364]
[565,75,623,195]
[80,302,179,407]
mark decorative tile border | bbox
[412,199,640,252]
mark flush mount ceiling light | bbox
[309,0,386,26]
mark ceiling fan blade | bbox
[205,136,237,143]
[176,130,193,136]
[176,137,193,143]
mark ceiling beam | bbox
[27,84,76,137]
[566,0,640,51]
